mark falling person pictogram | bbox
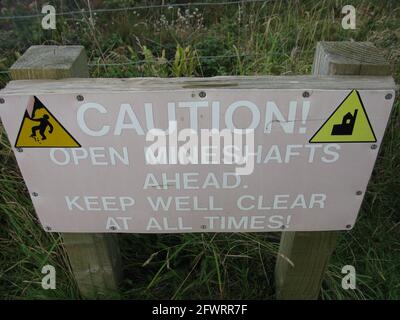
[15,96,81,148]
[30,114,54,141]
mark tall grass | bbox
[0,0,399,299]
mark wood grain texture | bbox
[2,75,396,95]
[10,45,122,298]
[62,233,122,297]
[275,41,393,300]
[275,231,339,299]
[312,41,392,76]
[11,45,89,80]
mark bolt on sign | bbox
[0,76,396,233]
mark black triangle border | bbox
[14,96,81,148]
[309,89,377,144]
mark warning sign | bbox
[15,96,80,148]
[0,78,395,233]
[309,90,377,143]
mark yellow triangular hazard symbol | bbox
[15,96,80,148]
[309,90,376,143]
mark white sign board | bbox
[0,77,395,233]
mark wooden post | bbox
[10,45,122,298]
[275,41,391,300]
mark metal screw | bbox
[200,225,207,229]
[16,147,23,153]
[76,95,84,101]
[302,91,310,98]
[0,98,5,104]
[371,144,378,150]
[199,91,206,98]
[385,93,393,100]
[32,192,39,197]
[280,225,286,230]
[45,226,52,231]
[346,224,352,229]
[109,226,116,231]
[356,190,362,196]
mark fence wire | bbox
[0,0,272,21]
[0,50,313,75]
[0,0,312,75]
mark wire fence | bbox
[0,0,313,76]
[0,50,314,75]
[0,0,272,21]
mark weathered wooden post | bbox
[10,45,122,298]
[275,41,392,299]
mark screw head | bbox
[371,144,378,150]
[199,91,206,98]
[76,95,84,101]
[302,91,310,98]
[16,147,23,153]
[109,226,116,231]
[280,225,286,230]
[385,93,393,100]
[0,98,5,104]
[45,226,52,231]
[200,225,207,229]
[346,224,352,229]
[32,192,39,197]
[356,190,363,196]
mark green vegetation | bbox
[0,0,399,299]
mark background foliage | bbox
[0,0,399,299]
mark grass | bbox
[0,0,399,299]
